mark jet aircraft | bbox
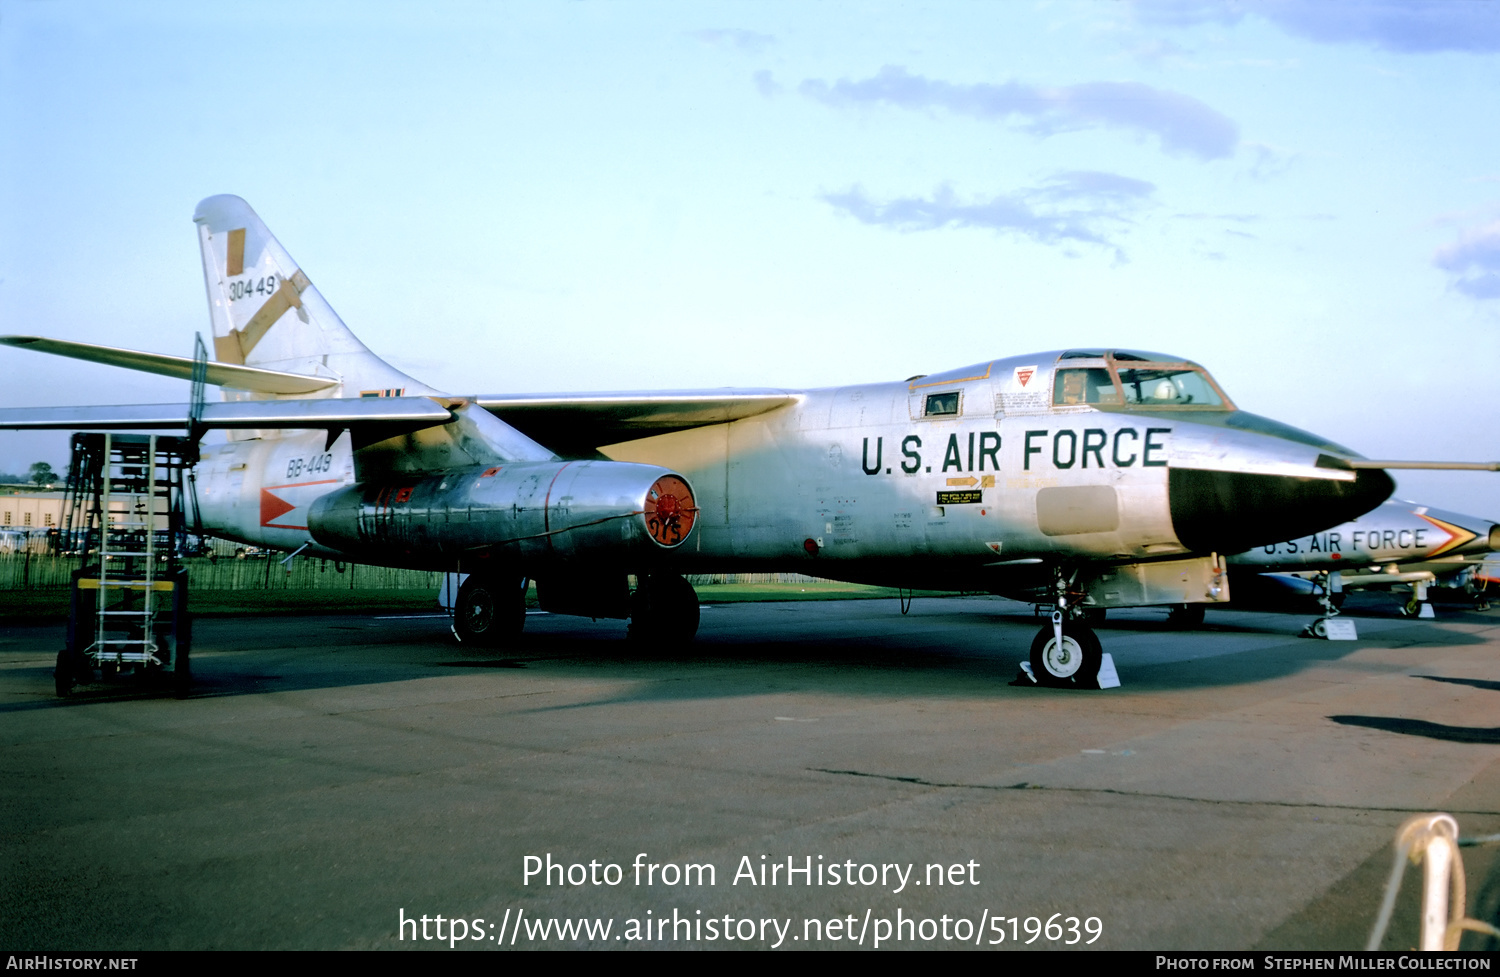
[1227,500,1500,620]
[2,195,1489,688]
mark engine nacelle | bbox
[306,460,696,567]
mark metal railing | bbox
[1369,813,1500,951]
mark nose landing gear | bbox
[1023,571,1105,688]
[1028,616,1103,687]
[1302,570,1357,640]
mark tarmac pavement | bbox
[4,593,1500,950]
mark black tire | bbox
[1028,622,1102,688]
[54,649,72,698]
[1166,603,1207,628]
[628,574,700,644]
[453,574,525,649]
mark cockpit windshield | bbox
[1052,352,1230,410]
[1116,367,1223,406]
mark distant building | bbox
[0,489,167,533]
[0,491,64,531]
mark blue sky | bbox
[2,0,1498,515]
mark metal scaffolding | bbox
[55,433,194,698]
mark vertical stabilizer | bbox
[194,195,434,400]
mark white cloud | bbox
[1434,219,1500,300]
[822,172,1157,261]
[797,65,1239,161]
[1134,0,1500,54]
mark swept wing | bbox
[475,390,798,453]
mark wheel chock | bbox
[1012,657,1121,689]
[1304,616,1358,640]
[1095,653,1121,690]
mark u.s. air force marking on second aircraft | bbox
[2,195,1495,690]
[1219,499,1500,635]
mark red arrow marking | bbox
[260,487,297,526]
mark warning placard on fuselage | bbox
[936,490,982,505]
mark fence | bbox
[0,548,831,594]
[686,573,831,586]
[0,550,443,593]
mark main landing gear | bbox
[1165,603,1206,629]
[452,573,527,649]
[628,573,700,644]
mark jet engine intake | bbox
[307,461,696,567]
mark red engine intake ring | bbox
[644,474,697,548]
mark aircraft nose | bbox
[1169,467,1394,554]
[1165,415,1394,554]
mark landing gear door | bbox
[1083,554,1229,609]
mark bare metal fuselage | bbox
[195,351,1392,608]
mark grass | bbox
[0,588,447,622]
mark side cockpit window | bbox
[924,392,960,416]
[1052,368,1120,406]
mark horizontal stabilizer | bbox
[0,396,455,430]
[476,389,798,452]
[0,335,339,395]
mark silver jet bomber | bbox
[5,194,1484,690]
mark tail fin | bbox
[193,195,434,400]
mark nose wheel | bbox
[1028,621,1102,687]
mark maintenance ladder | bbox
[56,433,193,697]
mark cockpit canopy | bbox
[1052,349,1232,410]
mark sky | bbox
[1,0,1499,515]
